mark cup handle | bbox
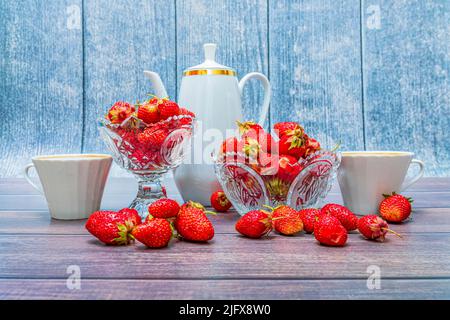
[23,163,43,194]
[238,72,271,127]
[400,159,425,191]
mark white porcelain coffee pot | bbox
[144,43,271,204]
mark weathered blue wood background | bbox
[0,0,449,177]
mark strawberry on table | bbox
[298,208,321,233]
[175,201,215,242]
[210,190,232,212]
[379,193,412,223]
[106,101,135,124]
[235,210,272,238]
[147,198,180,219]
[357,214,402,242]
[314,215,348,247]
[118,208,142,225]
[132,218,173,248]
[85,210,140,245]
[270,205,303,236]
[321,203,358,231]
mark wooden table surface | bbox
[1,177,450,300]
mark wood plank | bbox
[1,177,449,195]
[269,0,364,150]
[82,0,176,153]
[2,190,449,211]
[1,278,450,300]
[176,0,268,123]
[0,233,449,279]
[362,0,450,176]
[1,207,450,235]
[0,0,83,177]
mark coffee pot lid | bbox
[184,43,236,76]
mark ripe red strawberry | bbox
[175,202,215,242]
[304,137,321,156]
[271,205,303,235]
[242,129,275,153]
[298,208,321,233]
[137,127,168,148]
[147,198,180,219]
[221,137,239,154]
[235,210,272,238]
[379,193,412,223]
[118,208,142,224]
[85,210,139,245]
[179,107,195,118]
[314,215,348,247]
[238,136,261,159]
[236,120,263,136]
[210,190,232,212]
[137,100,160,124]
[278,128,307,159]
[159,99,180,120]
[257,152,279,175]
[273,122,302,138]
[321,203,358,231]
[277,154,302,182]
[132,218,173,248]
[106,101,135,124]
[357,214,402,242]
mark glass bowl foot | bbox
[129,175,166,219]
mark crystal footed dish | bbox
[99,114,195,218]
[214,150,341,215]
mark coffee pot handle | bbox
[23,163,43,194]
[238,72,271,127]
[401,159,425,191]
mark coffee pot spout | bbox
[143,71,168,98]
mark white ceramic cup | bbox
[337,151,425,215]
[24,154,112,220]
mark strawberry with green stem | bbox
[210,190,232,212]
[106,101,135,124]
[132,217,174,248]
[278,127,307,159]
[379,192,413,223]
[235,209,273,238]
[175,201,215,242]
[85,210,141,245]
[357,214,402,241]
[264,205,303,236]
[147,198,180,219]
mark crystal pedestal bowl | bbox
[99,115,195,218]
[214,150,341,215]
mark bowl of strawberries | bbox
[99,97,196,217]
[214,121,340,215]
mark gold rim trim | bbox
[183,69,236,76]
